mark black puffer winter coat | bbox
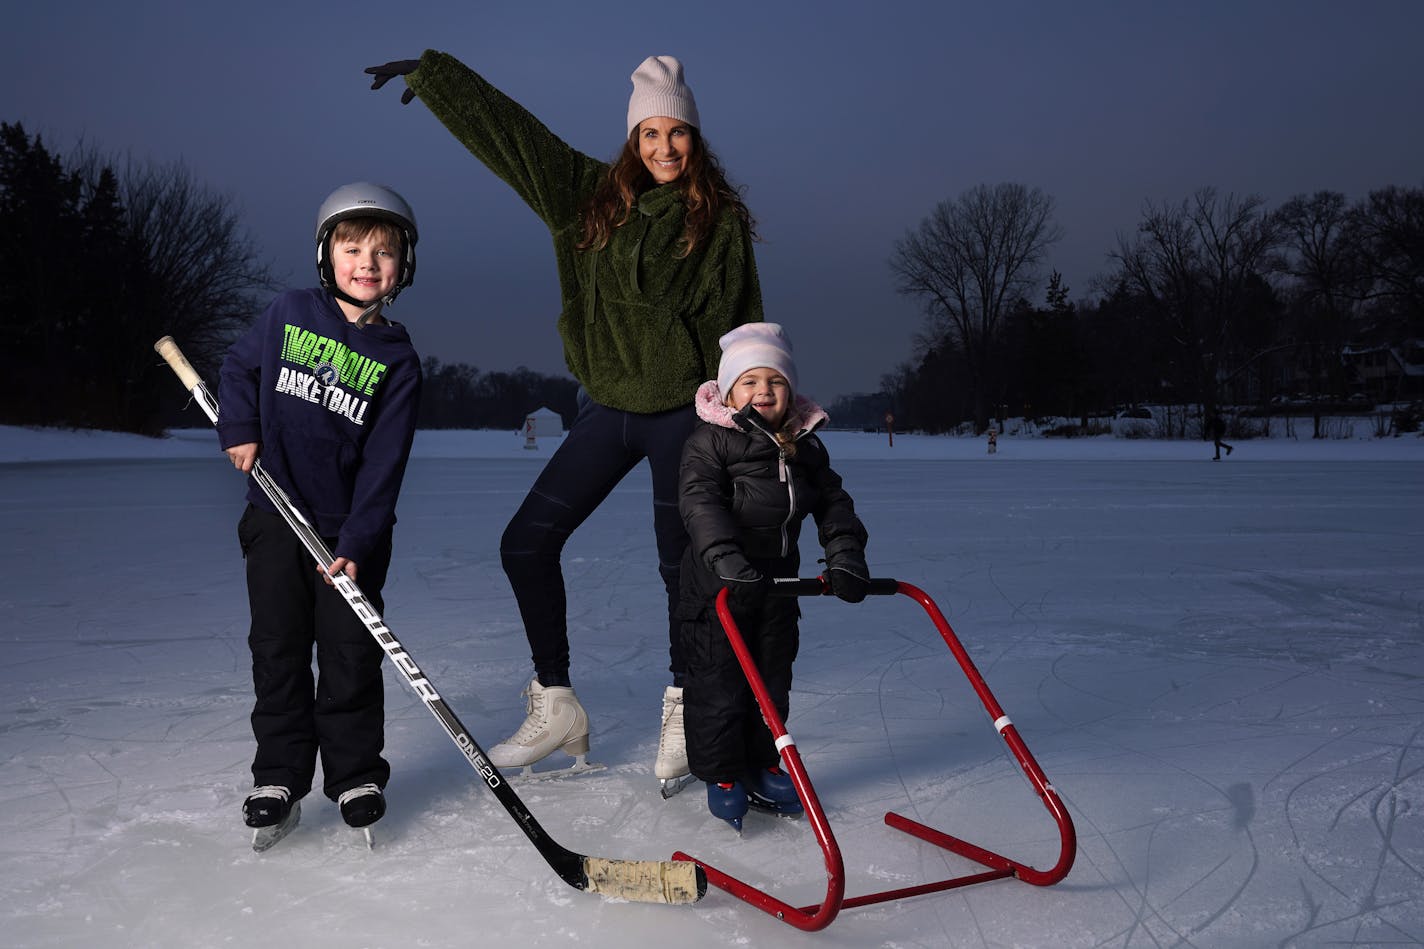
[676,381,869,779]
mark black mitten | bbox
[826,553,870,603]
[366,60,420,104]
[723,572,772,620]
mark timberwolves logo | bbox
[313,362,340,389]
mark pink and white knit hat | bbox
[717,323,798,396]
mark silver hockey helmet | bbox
[315,182,418,301]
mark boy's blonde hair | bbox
[330,218,404,251]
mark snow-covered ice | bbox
[2,424,1421,948]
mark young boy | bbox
[677,323,870,832]
[217,182,423,843]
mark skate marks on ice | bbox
[847,645,1424,948]
[1018,633,1424,947]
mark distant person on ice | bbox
[1209,411,1233,461]
[217,183,423,845]
[367,52,763,790]
[678,323,870,831]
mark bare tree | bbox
[1111,188,1279,413]
[1274,191,1366,434]
[117,158,276,429]
[890,182,1061,430]
[58,151,278,432]
[1350,184,1424,335]
[1276,192,1363,306]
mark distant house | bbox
[1342,339,1424,402]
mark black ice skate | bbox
[338,783,386,849]
[244,786,301,852]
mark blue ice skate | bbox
[707,780,749,834]
[745,766,804,818]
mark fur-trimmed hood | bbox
[693,379,829,434]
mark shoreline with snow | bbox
[4,423,1423,465]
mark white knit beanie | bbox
[717,323,798,396]
[626,55,700,135]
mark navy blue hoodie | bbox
[217,288,422,567]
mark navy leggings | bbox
[500,395,695,688]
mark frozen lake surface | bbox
[2,426,1421,947]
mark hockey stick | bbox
[154,336,705,905]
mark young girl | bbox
[367,53,762,787]
[677,323,870,831]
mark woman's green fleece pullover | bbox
[406,51,763,413]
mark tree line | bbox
[877,182,1424,437]
[0,123,274,434]
[6,125,1419,439]
[417,358,578,430]
[0,124,577,435]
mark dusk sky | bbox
[10,1,1423,403]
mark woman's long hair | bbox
[578,126,756,257]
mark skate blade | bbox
[719,816,744,835]
[251,801,301,852]
[361,826,374,849]
[748,795,804,820]
[659,773,696,799]
[505,753,606,782]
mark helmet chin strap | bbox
[331,287,398,327]
[355,298,385,328]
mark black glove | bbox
[826,556,870,603]
[366,60,420,105]
[722,573,772,621]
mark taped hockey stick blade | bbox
[582,857,707,904]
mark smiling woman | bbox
[365,50,764,792]
[637,116,692,184]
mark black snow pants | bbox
[238,505,392,802]
[679,580,800,784]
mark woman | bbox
[368,52,763,790]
